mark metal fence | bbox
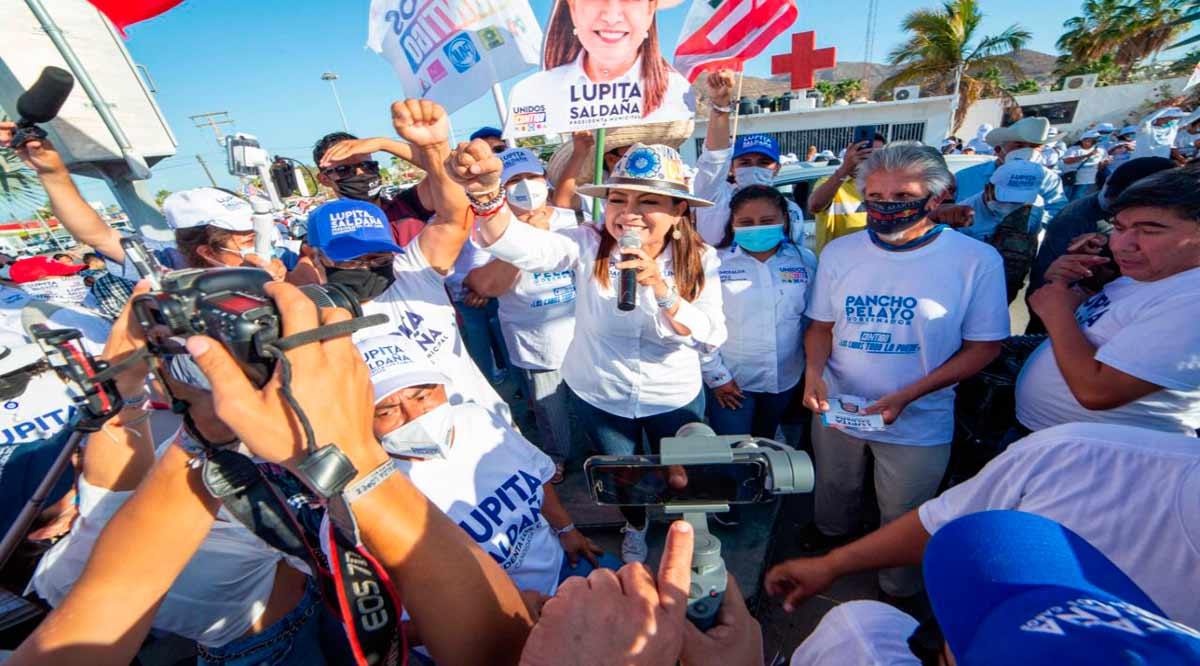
[694,121,928,158]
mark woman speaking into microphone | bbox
[443,139,726,563]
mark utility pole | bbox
[189,111,235,147]
[194,154,217,187]
[321,72,350,132]
[863,0,879,96]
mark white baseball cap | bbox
[989,160,1042,204]
[499,148,545,186]
[357,333,451,404]
[162,188,254,231]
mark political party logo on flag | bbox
[368,0,543,114]
[673,0,799,82]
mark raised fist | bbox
[392,99,449,148]
[707,69,737,109]
[445,139,503,197]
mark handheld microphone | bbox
[9,67,75,148]
[617,230,641,312]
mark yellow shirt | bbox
[814,177,867,254]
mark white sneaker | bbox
[621,522,649,563]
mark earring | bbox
[672,228,682,240]
[572,28,577,36]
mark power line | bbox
[189,111,236,147]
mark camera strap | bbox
[200,448,405,666]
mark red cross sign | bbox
[771,31,836,91]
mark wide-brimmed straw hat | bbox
[577,143,713,207]
[546,118,695,187]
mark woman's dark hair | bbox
[175,226,236,268]
[591,197,707,301]
[544,0,671,118]
[717,185,790,248]
[1111,168,1200,222]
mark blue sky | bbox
[49,0,1184,210]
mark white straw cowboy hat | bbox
[547,118,695,187]
[578,143,713,207]
[985,117,1050,148]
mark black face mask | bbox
[335,174,383,202]
[326,263,396,302]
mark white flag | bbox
[1186,63,1200,92]
[367,0,543,114]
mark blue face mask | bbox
[732,224,786,252]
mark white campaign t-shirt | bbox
[496,209,579,371]
[806,231,1010,445]
[919,423,1200,627]
[358,231,511,422]
[791,601,920,666]
[1061,145,1107,185]
[392,403,562,596]
[0,372,76,446]
[1016,268,1200,435]
[702,242,816,394]
[32,432,295,647]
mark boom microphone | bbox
[9,67,75,148]
[617,230,641,312]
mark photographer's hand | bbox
[187,282,533,666]
[519,521,694,666]
[680,576,763,666]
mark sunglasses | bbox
[321,160,380,178]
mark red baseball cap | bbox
[8,256,85,284]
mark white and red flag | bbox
[673,0,799,82]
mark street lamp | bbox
[321,72,350,133]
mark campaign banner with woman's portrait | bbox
[502,0,695,139]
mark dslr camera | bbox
[131,264,361,387]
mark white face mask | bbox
[987,200,1024,219]
[734,166,775,189]
[505,178,549,212]
[379,402,454,460]
[1004,147,1040,163]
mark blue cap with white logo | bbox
[925,511,1200,666]
[499,148,545,186]
[469,127,503,142]
[306,199,403,262]
[733,134,780,163]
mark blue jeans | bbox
[707,385,797,440]
[558,551,624,583]
[456,299,509,382]
[569,388,706,526]
[197,577,353,666]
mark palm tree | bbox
[1057,0,1189,80]
[1056,0,1133,68]
[880,0,1031,133]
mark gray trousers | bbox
[811,421,950,597]
[523,368,573,465]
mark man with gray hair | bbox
[802,142,1010,604]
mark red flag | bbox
[673,0,799,83]
[85,0,185,34]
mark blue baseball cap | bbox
[925,511,1200,666]
[306,199,403,262]
[469,127,503,142]
[732,134,780,163]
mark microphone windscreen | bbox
[16,67,75,125]
[618,229,642,250]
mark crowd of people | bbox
[0,66,1195,666]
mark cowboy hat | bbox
[985,117,1050,148]
[578,143,713,207]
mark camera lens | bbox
[297,283,362,317]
